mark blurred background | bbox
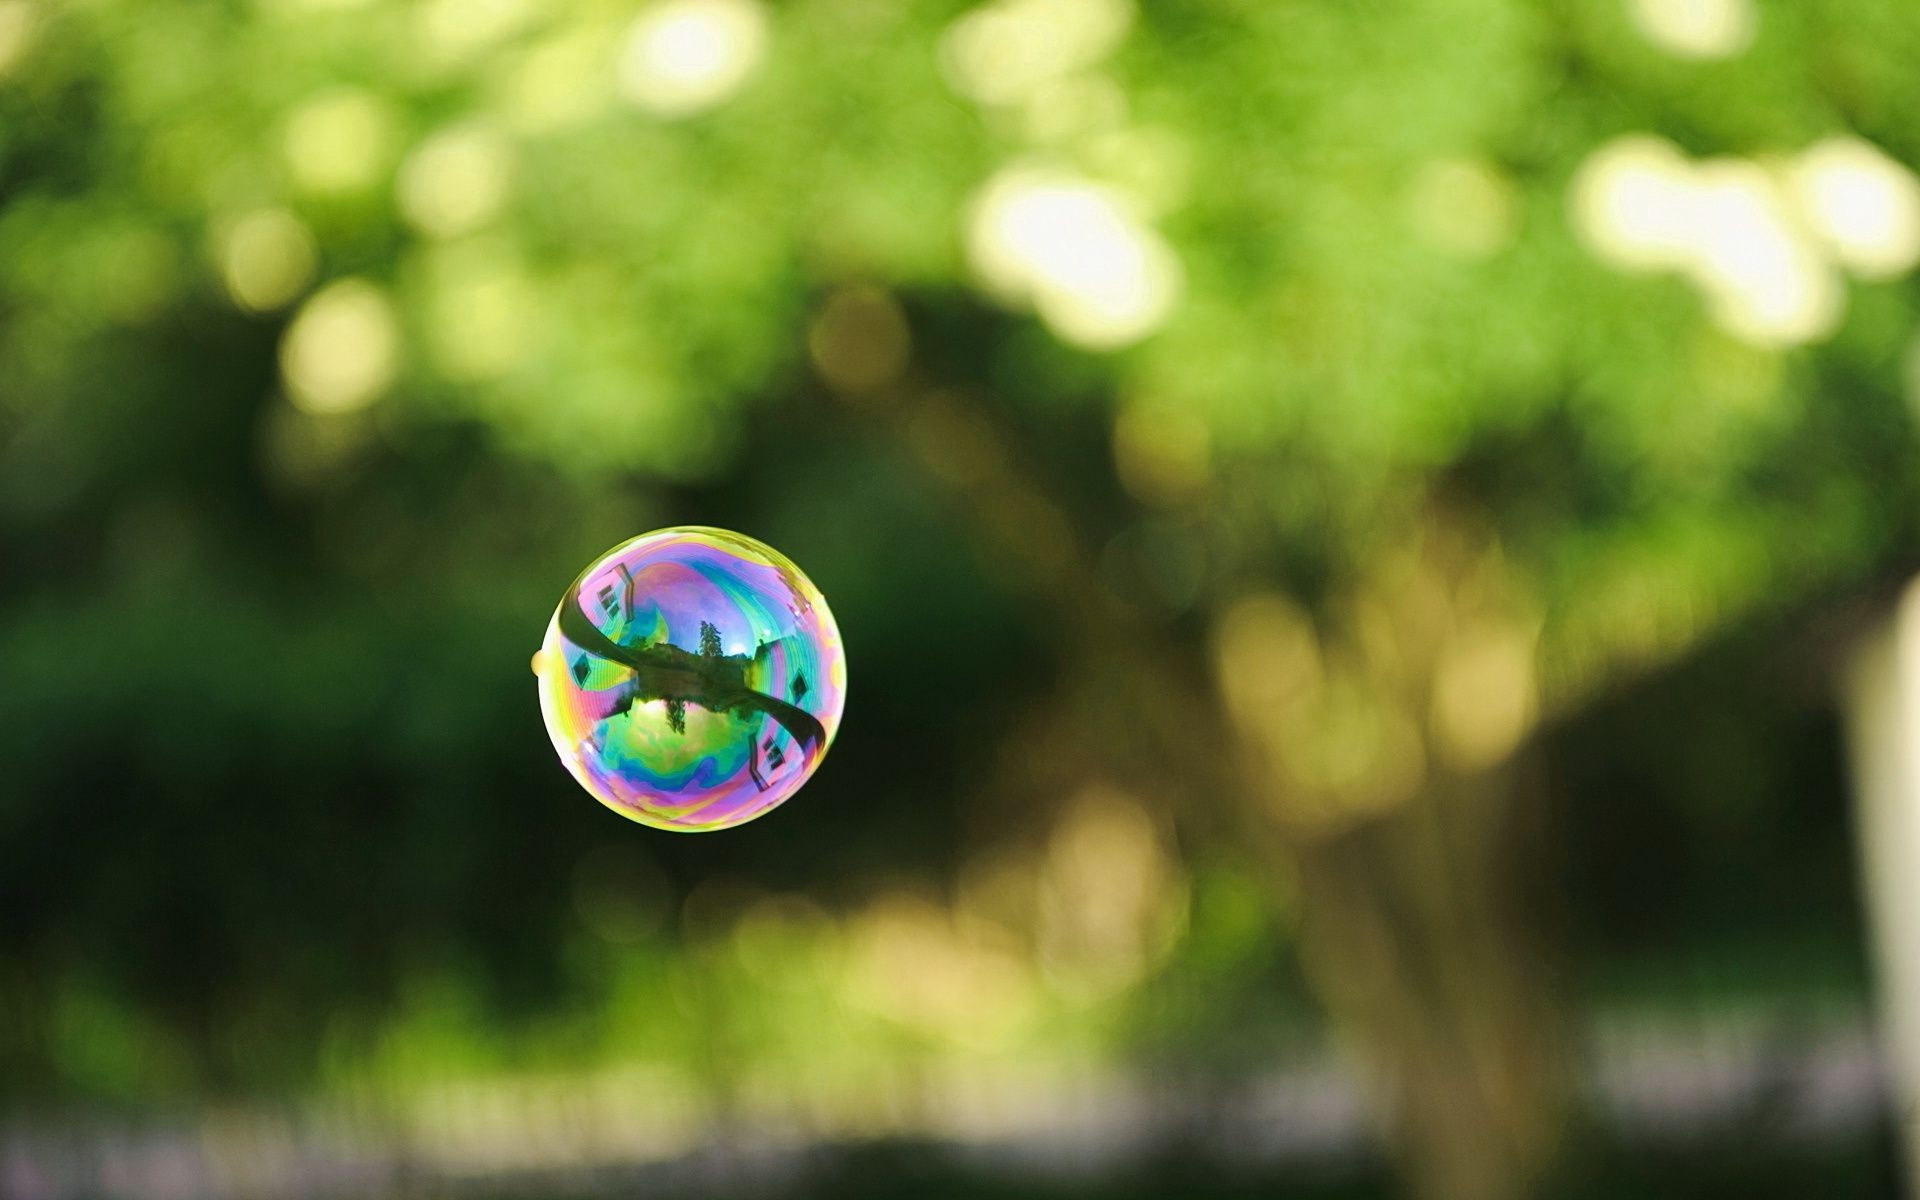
[5,0,1920,1196]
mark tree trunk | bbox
[1843,582,1920,1198]
[1288,764,1567,1200]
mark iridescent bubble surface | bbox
[534,527,846,831]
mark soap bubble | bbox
[534,527,847,831]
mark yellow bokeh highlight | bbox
[1084,125,1191,216]
[283,88,399,195]
[0,1,37,79]
[415,0,534,69]
[1036,787,1184,1000]
[1571,135,1701,273]
[1111,399,1210,505]
[939,0,1133,107]
[1572,135,1845,346]
[1789,136,1920,281]
[280,278,400,415]
[617,0,768,117]
[1212,592,1323,743]
[1020,75,1127,146]
[844,892,1035,1047]
[397,123,513,239]
[215,208,317,312]
[496,27,615,132]
[1686,159,1841,347]
[1429,623,1538,774]
[1409,157,1520,258]
[1626,0,1756,60]
[967,165,1181,349]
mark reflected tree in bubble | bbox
[535,527,845,832]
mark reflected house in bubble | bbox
[559,584,825,779]
[535,527,846,831]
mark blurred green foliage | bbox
[0,0,1914,1192]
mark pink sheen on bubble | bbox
[534,527,846,831]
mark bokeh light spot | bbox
[1409,157,1520,258]
[846,892,1033,1044]
[1570,135,1701,273]
[967,165,1181,349]
[939,0,1133,107]
[1112,399,1210,505]
[617,0,768,117]
[397,123,513,239]
[1687,160,1841,346]
[1789,136,1920,280]
[808,285,910,397]
[1626,0,1756,59]
[495,27,615,131]
[1019,74,1127,146]
[283,87,399,195]
[280,278,401,414]
[1037,787,1184,1000]
[1572,136,1844,345]
[416,0,534,69]
[0,0,37,79]
[215,208,317,312]
[1212,593,1322,741]
[1429,623,1538,773]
